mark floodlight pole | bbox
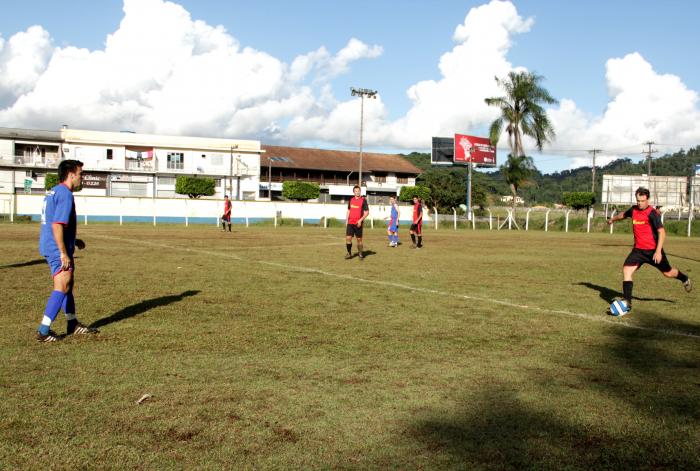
[466,154,473,221]
[351,87,378,188]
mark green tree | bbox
[398,185,430,203]
[282,181,320,200]
[175,176,215,198]
[562,191,596,210]
[485,71,557,209]
[44,173,59,190]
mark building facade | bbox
[0,127,262,200]
[260,145,422,204]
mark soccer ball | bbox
[609,299,630,317]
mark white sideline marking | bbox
[93,234,700,340]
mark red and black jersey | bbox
[347,196,369,224]
[412,202,423,224]
[623,205,663,250]
[224,200,232,215]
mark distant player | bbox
[345,185,369,260]
[384,196,400,247]
[37,160,98,342]
[410,196,423,249]
[607,186,692,314]
[221,195,232,232]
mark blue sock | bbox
[62,292,76,318]
[39,291,66,335]
[388,234,392,242]
[392,235,398,244]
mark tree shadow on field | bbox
[407,312,700,470]
[0,258,45,269]
[665,252,700,264]
[575,282,674,304]
[90,290,200,329]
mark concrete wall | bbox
[13,194,423,224]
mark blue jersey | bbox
[390,205,398,225]
[39,184,76,257]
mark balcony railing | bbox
[0,154,61,167]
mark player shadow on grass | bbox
[89,290,200,329]
[0,258,46,269]
[575,282,674,303]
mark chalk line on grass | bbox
[93,234,700,340]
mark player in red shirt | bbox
[221,195,232,232]
[345,185,369,260]
[409,196,423,248]
[607,187,692,313]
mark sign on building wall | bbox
[82,172,108,189]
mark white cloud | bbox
[1,0,698,171]
[548,52,700,168]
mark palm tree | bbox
[485,71,557,214]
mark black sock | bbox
[417,236,422,247]
[411,234,416,244]
[623,281,633,305]
[228,223,231,232]
[67,318,77,333]
[346,243,352,254]
[676,271,688,283]
[221,222,225,230]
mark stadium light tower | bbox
[350,87,378,187]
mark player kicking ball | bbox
[36,160,98,342]
[607,186,692,316]
[345,185,369,260]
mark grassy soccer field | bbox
[1,223,698,470]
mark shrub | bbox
[175,176,215,198]
[44,173,59,190]
[398,185,431,203]
[282,181,320,201]
[562,191,596,210]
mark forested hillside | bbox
[402,146,700,208]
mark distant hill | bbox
[402,146,700,206]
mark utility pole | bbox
[643,141,657,176]
[350,87,378,188]
[587,148,602,193]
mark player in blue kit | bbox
[384,195,400,247]
[36,160,98,342]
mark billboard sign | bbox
[431,137,454,166]
[454,134,496,167]
[81,172,108,189]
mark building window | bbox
[106,149,113,160]
[374,175,387,183]
[167,152,184,170]
[397,177,408,184]
[215,178,222,187]
[158,177,175,185]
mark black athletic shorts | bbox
[624,248,672,273]
[410,223,422,235]
[346,223,363,238]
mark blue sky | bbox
[1,0,699,173]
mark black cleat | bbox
[67,321,99,335]
[36,330,60,342]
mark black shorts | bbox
[624,248,672,273]
[410,223,422,235]
[346,223,364,238]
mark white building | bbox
[0,127,262,200]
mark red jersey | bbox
[347,196,368,224]
[623,205,662,250]
[412,202,423,224]
[224,200,232,214]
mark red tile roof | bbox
[261,145,422,175]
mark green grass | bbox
[1,224,699,470]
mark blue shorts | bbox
[45,253,74,277]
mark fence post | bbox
[586,208,592,233]
[434,207,438,230]
[488,209,493,230]
[508,209,512,230]
[525,208,532,231]
[565,209,571,233]
[610,210,616,234]
[274,204,277,228]
[324,203,328,228]
[545,209,550,232]
[244,201,249,228]
[300,203,304,227]
[370,217,374,229]
[688,184,695,237]
[9,194,14,223]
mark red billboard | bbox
[453,134,496,167]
